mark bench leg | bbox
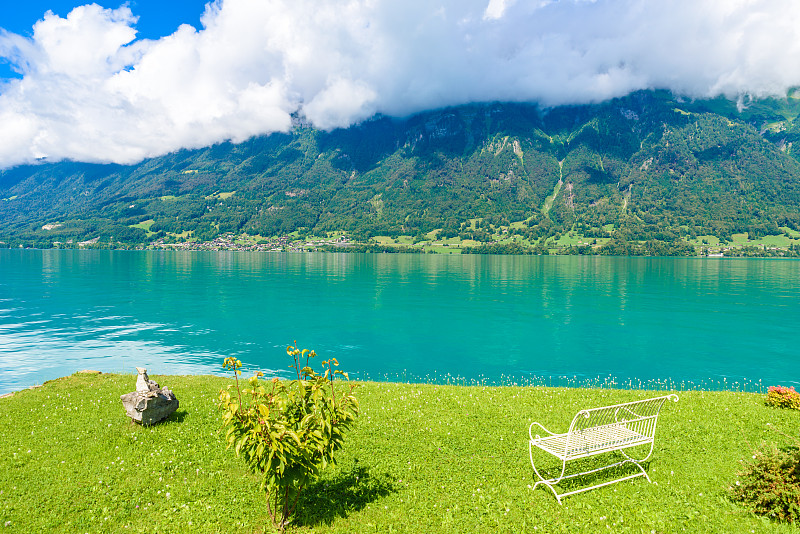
[617,441,656,483]
[620,440,656,466]
[554,462,650,501]
[530,445,652,504]
[529,442,567,504]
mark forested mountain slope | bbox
[3,90,800,254]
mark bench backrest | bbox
[564,394,678,457]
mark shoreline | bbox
[3,243,800,258]
[0,369,774,399]
[4,229,800,257]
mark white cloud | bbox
[304,77,378,130]
[2,0,800,167]
[32,4,138,76]
[483,0,521,20]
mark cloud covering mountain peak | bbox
[2,0,800,167]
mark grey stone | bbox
[120,368,179,425]
[135,366,150,392]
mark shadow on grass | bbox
[531,453,654,500]
[296,463,397,527]
[128,409,188,426]
[165,409,188,423]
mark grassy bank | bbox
[1,373,798,533]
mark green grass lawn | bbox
[782,227,800,239]
[129,219,155,232]
[129,219,156,238]
[691,235,721,246]
[1,373,797,533]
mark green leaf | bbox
[235,434,248,456]
[285,430,302,446]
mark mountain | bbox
[3,89,800,255]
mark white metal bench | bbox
[529,394,678,504]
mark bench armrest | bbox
[529,421,555,441]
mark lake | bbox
[0,250,797,395]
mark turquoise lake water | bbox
[0,250,797,394]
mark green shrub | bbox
[731,442,800,523]
[219,344,359,530]
[766,386,800,410]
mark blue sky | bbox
[0,0,208,78]
[1,1,207,37]
[1,0,800,168]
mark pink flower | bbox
[766,385,800,410]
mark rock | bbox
[135,367,151,392]
[120,368,179,425]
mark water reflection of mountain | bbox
[1,250,797,395]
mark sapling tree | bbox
[219,343,359,531]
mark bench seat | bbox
[533,423,651,460]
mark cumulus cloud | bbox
[2,0,800,167]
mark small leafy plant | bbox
[732,441,800,523]
[219,343,359,531]
[766,386,800,410]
